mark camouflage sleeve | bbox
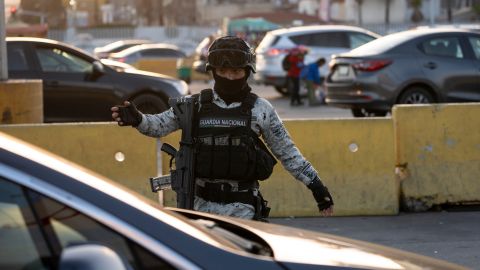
[255,98,319,186]
[136,107,180,138]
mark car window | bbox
[141,48,184,58]
[35,47,93,72]
[27,188,175,270]
[7,44,29,71]
[256,33,280,52]
[0,177,174,270]
[468,36,480,60]
[290,32,349,48]
[111,43,139,53]
[348,32,377,49]
[0,177,52,270]
[421,37,464,59]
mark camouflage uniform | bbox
[137,90,320,218]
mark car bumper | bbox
[325,82,393,111]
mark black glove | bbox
[117,102,142,127]
[308,178,333,211]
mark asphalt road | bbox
[270,211,480,269]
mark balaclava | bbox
[213,68,251,105]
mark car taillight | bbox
[352,59,392,72]
[266,48,288,56]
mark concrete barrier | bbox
[161,118,398,217]
[393,103,480,211]
[0,80,43,124]
[0,123,159,201]
[2,102,478,216]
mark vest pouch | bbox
[229,136,253,180]
[195,136,214,178]
[253,138,277,180]
[211,135,230,178]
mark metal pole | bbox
[0,0,9,81]
[429,0,435,26]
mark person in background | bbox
[301,57,326,106]
[285,46,308,106]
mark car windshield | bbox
[348,31,417,55]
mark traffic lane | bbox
[270,211,480,269]
[188,81,353,119]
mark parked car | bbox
[0,131,467,270]
[109,43,187,79]
[6,37,188,123]
[254,25,380,95]
[93,39,152,59]
[325,28,480,117]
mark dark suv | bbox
[325,28,480,117]
[7,37,188,123]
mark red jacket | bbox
[286,54,304,78]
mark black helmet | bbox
[206,36,256,73]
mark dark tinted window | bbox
[0,177,174,270]
[421,37,464,58]
[290,32,349,48]
[7,44,29,71]
[141,48,184,58]
[35,47,93,72]
[0,177,53,269]
[468,36,480,60]
[111,44,139,53]
[28,189,175,270]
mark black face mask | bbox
[213,70,251,105]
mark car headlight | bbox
[170,79,189,96]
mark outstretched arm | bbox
[259,100,333,215]
[111,101,180,138]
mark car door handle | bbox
[423,62,437,69]
[45,81,59,87]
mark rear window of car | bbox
[141,48,185,58]
[289,32,349,48]
[348,32,377,48]
[256,33,280,52]
[348,32,416,55]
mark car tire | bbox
[132,94,168,114]
[274,86,289,96]
[398,87,435,104]
[351,108,388,117]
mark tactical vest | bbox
[194,89,277,182]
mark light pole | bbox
[66,0,77,42]
[0,0,8,81]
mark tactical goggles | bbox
[208,49,254,68]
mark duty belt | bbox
[196,182,256,206]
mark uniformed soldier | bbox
[111,36,333,220]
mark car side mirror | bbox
[58,243,131,270]
[92,60,105,75]
[87,61,105,81]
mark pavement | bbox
[270,210,480,269]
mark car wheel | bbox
[398,87,434,104]
[351,108,388,117]
[274,86,289,96]
[132,94,168,114]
